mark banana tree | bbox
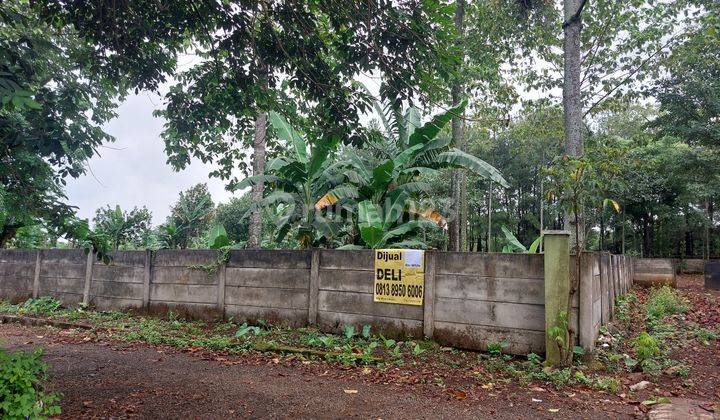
[237,112,348,249]
[500,225,543,253]
[318,100,509,248]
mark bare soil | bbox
[0,274,718,419]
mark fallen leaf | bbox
[343,389,358,394]
[447,389,467,400]
[548,408,560,413]
[481,383,494,389]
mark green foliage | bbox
[214,195,254,244]
[652,9,720,149]
[342,325,356,340]
[548,310,572,366]
[162,184,215,249]
[646,286,689,322]
[361,325,371,339]
[0,0,120,248]
[18,297,62,316]
[694,328,718,345]
[0,348,60,419]
[615,292,637,324]
[237,112,344,249]
[633,332,661,368]
[487,340,508,357]
[93,205,153,251]
[234,323,262,338]
[206,224,230,249]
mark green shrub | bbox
[633,332,662,373]
[646,286,688,322]
[19,297,62,316]
[634,332,661,361]
[0,348,60,419]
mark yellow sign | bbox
[373,249,425,306]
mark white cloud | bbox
[65,91,236,226]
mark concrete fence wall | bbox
[633,258,676,287]
[578,253,633,350]
[0,248,634,355]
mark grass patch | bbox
[646,286,689,323]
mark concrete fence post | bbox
[423,250,437,339]
[32,249,42,299]
[600,253,610,325]
[82,247,94,305]
[308,249,320,325]
[543,230,570,366]
[608,254,616,318]
[216,255,227,319]
[142,249,152,311]
[578,252,595,352]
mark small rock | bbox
[631,381,652,391]
[664,365,681,376]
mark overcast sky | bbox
[65,90,237,226]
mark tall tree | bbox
[448,0,466,252]
[562,0,587,249]
[0,0,118,254]
[165,184,215,249]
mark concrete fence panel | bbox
[634,258,676,287]
[432,253,546,355]
[225,250,310,327]
[0,249,36,302]
[90,251,146,311]
[37,249,86,305]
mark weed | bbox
[235,323,262,338]
[694,328,718,344]
[0,348,61,418]
[19,297,62,316]
[527,353,542,365]
[412,343,425,356]
[378,334,396,348]
[487,340,508,357]
[342,325,355,339]
[675,365,691,378]
[361,325,371,339]
[390,344,403,358]
[646,286,689,322]
[615,292,637,323]
[594,376,621,394]
[634,332,661,361]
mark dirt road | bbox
[1,322,628,419]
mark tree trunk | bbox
[246,111,267,249]
[539,167,544,253]
[643,215,651,258]
[599,213,604,251]
[487,185,493,252]
[621,208,626,254]
[705,199,711,260]
[563,0,585,251]
[449,0,466,252]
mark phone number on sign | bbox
[375,283,423,298]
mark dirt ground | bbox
[1,274,718,419]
